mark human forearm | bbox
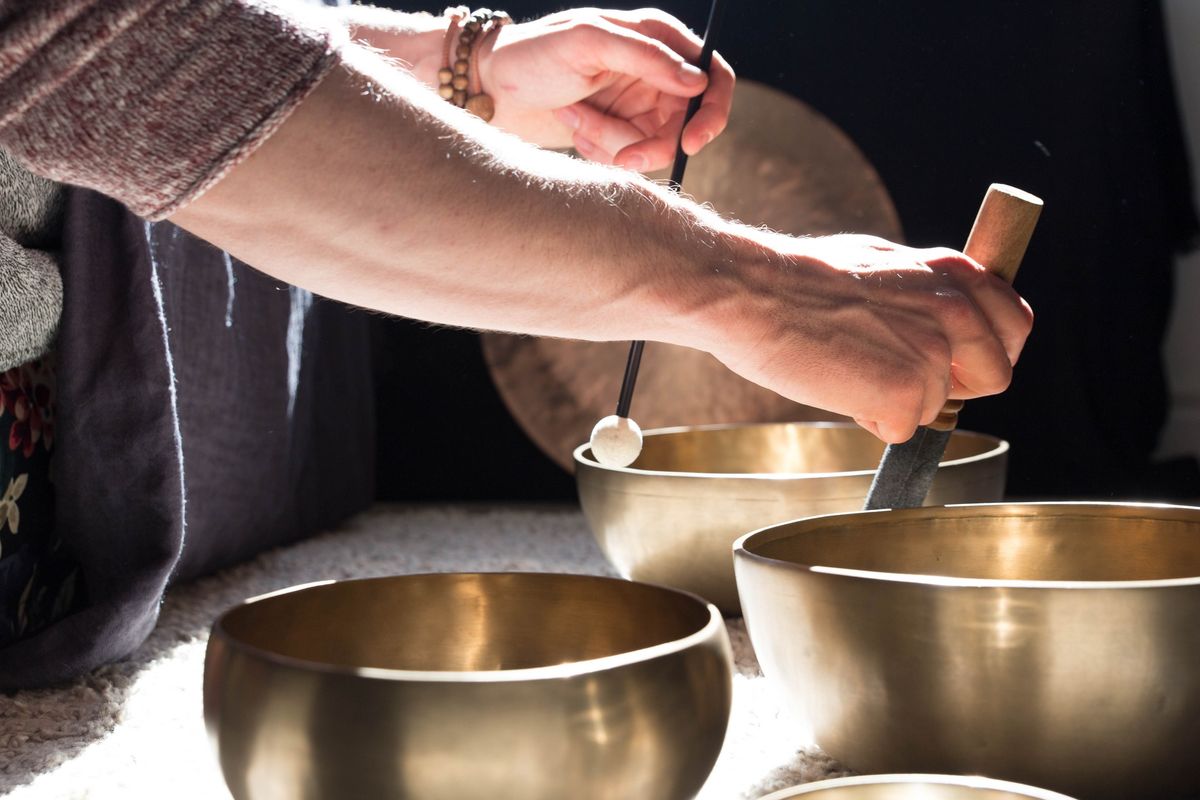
[169,45,728,346]
[0,0,740,346]
[336,5,449,90]
[171,44,1034,444]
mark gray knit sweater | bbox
[0,0,351,370]
[0,0,343,219]
[0,150,62,370]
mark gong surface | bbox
[483,80,903,470]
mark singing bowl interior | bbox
[575,422,1007,612]
[743,503,1200,582]
[205,573,732,800]
[734,503,1200,800]
[759,774,1076,799]
[627,421,999,475]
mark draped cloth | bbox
[0,189,374,689]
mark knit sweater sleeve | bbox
[0,0,345,220]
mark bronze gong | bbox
[483,80,904,470]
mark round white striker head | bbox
[589,415,643,468]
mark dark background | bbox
[370,0,1200,502]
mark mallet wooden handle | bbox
[927,184,1043,432]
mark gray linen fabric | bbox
[0,186,375,690]
[0,148,63,369]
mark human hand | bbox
[696,233,1034,444]
[475,8,735,170]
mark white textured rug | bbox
[0,504,847,799]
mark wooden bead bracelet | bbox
[437,7,510,122]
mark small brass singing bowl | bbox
[734,503,1200,800]
[204,572,732,800]
[759,774,1076,799]
[575,422,1007,613]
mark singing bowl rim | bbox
[573,421,1008,480]
[735,501,1200,591]
[211,572,725,684]
[757,773,1077,799]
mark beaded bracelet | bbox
[437,7,510,122]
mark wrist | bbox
[335,6,450,90]
[473,19,505,109]
[621,183,766,353]
[448,10,510,120]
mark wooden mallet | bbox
[863,183,1043,510]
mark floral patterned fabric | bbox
[0,355,82,647]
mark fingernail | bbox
[574,135,596,155]
[622,154,647,172]
[555,106,580,130]
[678,63,706,85]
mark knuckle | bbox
[982,361,1014,394]
[637,7,674,24]
[938,290,978,327]
[569,19,607,40]
[639,37,668,61]
[856,234,896,252]
[923,246,966,264]
[883,415,919,444]
[921,246,975,274]
[882,369,927,415]
[1019,301,1035,332]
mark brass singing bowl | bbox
[734,503,1200,800]
[204,573,733,800]
[574,422,1007,613]
[759,774,1076,799]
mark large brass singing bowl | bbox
[759,774,1076,799]
[204,573,732,800]
[574,422,1007,613]
[734,503,1200,800]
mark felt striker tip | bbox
[590,415,643,468]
